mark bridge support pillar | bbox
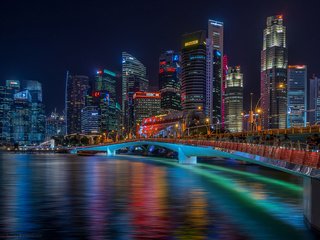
[303,177,320,233]
[178,148,197,164]
[107,148,116,156]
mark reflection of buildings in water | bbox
[87,160,109,236]
[129,162,169,238]
[189,190,208,228]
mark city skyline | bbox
[0,1,319,112]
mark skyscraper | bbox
[81,106,100,134]
[45,111,66,140]
[12,90,31,145]
[221,55,228,128]
[0,80,45,145]
[309,75,320,125]
[181,30,207,112]
[24,80,45,143]
[206,20,224,124]
[287,65,307,127]
[225,66,243,132]
[261,15,288,129]
[65,73,90,134]
[159,50,181,111]
[122,52,148,133]
[0,82,18,144]
[92,69,120,133]
[133,92,161,135]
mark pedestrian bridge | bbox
[72,138,320,178]
[72,138,320,232]
[72,140,251,164]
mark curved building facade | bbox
[181,31,207,112]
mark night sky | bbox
[0,0,319,113]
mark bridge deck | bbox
[73,138,320,179]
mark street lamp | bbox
[175,123,179,138]
[205,117,210,135]
[256,108,262,131]
[250,93,254,131]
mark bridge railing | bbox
[73,137,320,169]
[139,138,320,169]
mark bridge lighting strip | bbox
[141,157,307,236]
[197,163,302,193]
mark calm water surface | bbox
[0,153,316,239]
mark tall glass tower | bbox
[206,20,224,124]
[93,69,120,133]
[261,15,288,129]
[308,75,320,125]
[181,30,207,112]
[225,66,243,132]
[65,73,90,134]
[159,50,181,111]
[287,65,307,128]
[122,52,148,130]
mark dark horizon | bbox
[1,0,319,113]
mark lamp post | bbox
[249,93,254,131]
[205,117,210,135]
[256,108,262,131]
[175,123,179,138]
[253,96,263,131]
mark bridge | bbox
[72,138,320,233]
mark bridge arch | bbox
[73,140,241,164]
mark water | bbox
[0,153,316,239]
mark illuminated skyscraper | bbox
[225,66,243,132]
[81,106,100,134]
[24,80,45,143]
[309,75,320,124]
[261,15,288,129]
[0,82,18,144]
[0,80,45,145]
[181,30,207,112]
[92,69,120,133]
[287,65,307,127]
[206,20,224,124]
[122,52,148,133]
[159,50,181,111]
[221,55,228,128]
[65,73,90,134]
[12,90,32,145]
[133,92,161,135]
[45,111,66,140]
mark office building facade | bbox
[206,20,224,124]
[0,82,17,144]
[65,73,90,134]
[225,66,243,132]
[309,75,320,125]
[45,111,66,140]
[81,106,100,134]
[287,65,307,127]
[181,30,207,112]
[261,15,288,129]
[159,50,181,111]
[133,92,161,134]
[93,69,120,133]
